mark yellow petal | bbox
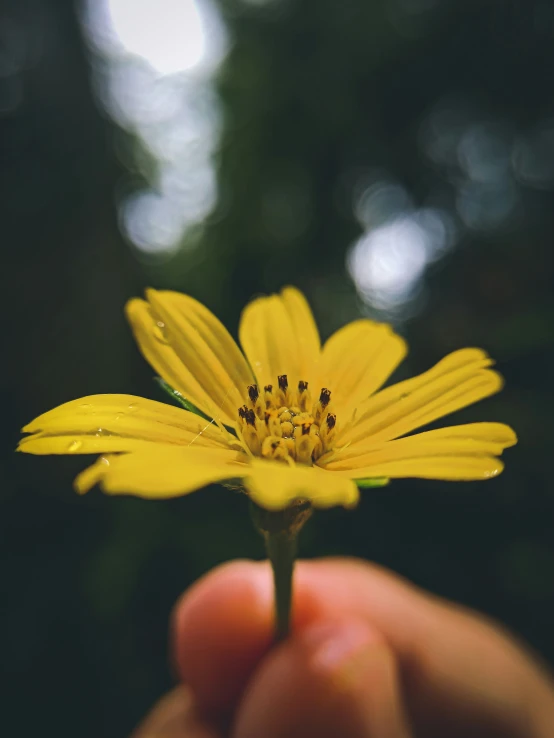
[243,459,359,511]
[74,445,359,510]
[280,287,321,377]
[129,290,255,428]
[126,298,222,421]
[239,286,320,389]
[74,445,248,497]
[347,455,505,481]
[340,349,502,447]
[74,456,112,493]
[19,394,232,454]
[321,423,517,473]
[18,435,177,456]
[318,319,407,417]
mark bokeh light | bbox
[347,178,456,316]
[103,0,206,76]
[81,0,228,257]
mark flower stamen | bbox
[247,383,265,419]
[314,388,332,424]
[238,378,337,465]
[277,374,289,406]
[320,412,337,453]
[297,380,312,411]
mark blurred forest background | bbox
[2,0,554,735]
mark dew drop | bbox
[127,403,139,412]
[79,403,92,409]
[152,324,169,345]
[67,440,82,452]
[95,427,110,437]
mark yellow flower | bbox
[18,287,517,511]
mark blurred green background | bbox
[3,0,554,735]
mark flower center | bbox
[237,375,337,465]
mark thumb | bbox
[232,618,413,738]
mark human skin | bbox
[131,558,554,738]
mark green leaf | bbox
[153,377,213,422]
[355,477,390,489]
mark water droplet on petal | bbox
[67,440,82,452]
[127,403,139,412]
[95,427,110,437]
[79,404,92,409]
[152,324,169,345]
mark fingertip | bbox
[172,560,272,639]
[233,617,412,738]
[172,560,274,714]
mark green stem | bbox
[265,529,297,641]
[250,500,313,642]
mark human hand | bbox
[132,558,554,738]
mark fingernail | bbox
[302,619,382,675]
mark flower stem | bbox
[265,529,297,641]
[250,500,313,642]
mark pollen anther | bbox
[319,388,331,407]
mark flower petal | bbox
[239,287,320,389]
[280,287,321,375]
[339,349,502,447]
[350,455,505,481]
[243,459,359,511]
[318,319,407,416]
[74,445,359,510]
[129,290,255,428]
[19,394,233,454]
[19,435,178,456]
[74,445,248,497]
[126,298,220,420]
[321,423,517,476]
